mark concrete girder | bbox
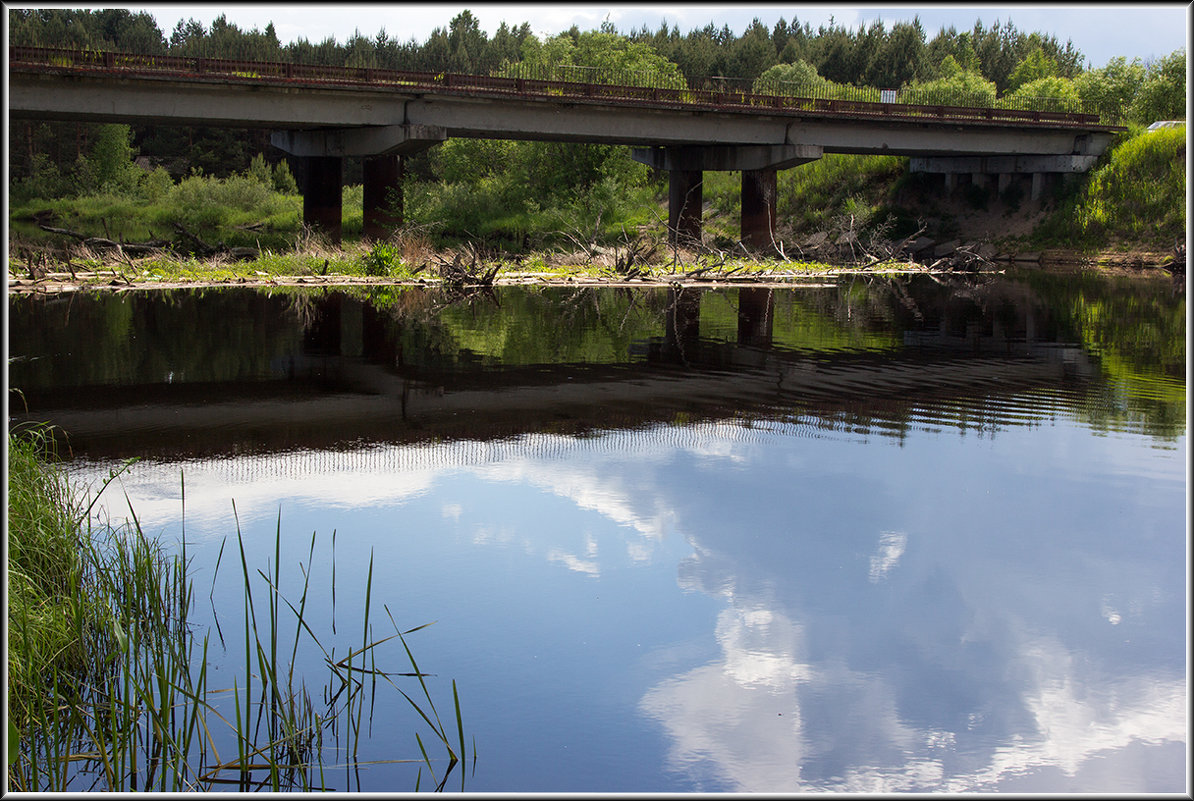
[909,155,1100,174]
[11,72,1118,160]
[785,121,1112,158]
[631,144,822,172]
[271,124,446,157]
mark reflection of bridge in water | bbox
[15,287,1095,461]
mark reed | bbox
[7,427,471,792]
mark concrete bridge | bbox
[9,47,1124,246]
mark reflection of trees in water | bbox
[8,274,1184,439]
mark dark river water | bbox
[7,270,1187,792]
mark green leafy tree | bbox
[755,59,834,95]
[1130,49,1186,124]
[1075,57,1147,125]
[86,124,141,194]
[864,19,926,88]
[725,18,779,80]
[1000,76,1082,112]
[272,160,298,194]
[904,63,997,107]
[510,29,685,87]
[1006,46,1059,92]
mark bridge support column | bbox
[302,156,343,245]
[669,169,704,245]
[943,173,958,194]
[634,144,820,248]
[1031,172,1047,201]
[363,154,403,241]
[998,173,1012,194]
[741,168,777,250]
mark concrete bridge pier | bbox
[272,124,446,245]
[668,169,704,245]
[363,154,403,240]
[741,170,778,250]
[302,156,343,244]
[633,144,821,247]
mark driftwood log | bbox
[36,222,259,261]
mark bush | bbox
[902,69,997,108]
[999,76,1082,113]
[165,173,282,229]
[139,166,174,202]
[359,241,401,275]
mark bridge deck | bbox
[9,45,1111,130]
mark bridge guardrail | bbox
[9,45,1108,128]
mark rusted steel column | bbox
[363,154,403,241]
[741,167,777,250]
[302,156,342,245]
[736,287,774,348]
[668,169,703,245]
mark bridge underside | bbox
[10,71,1121,246]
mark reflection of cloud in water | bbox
[473,457,676,550]
[640,600,1186,793]
[869,530,906,583]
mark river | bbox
[7,269,1186,792]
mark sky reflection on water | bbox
[78,405,1186,793]
[14,276,1185,792]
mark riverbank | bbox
[6,241,1182,295]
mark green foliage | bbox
[271,159,299,194]
[360,241,401,275]
[508,29,687,87]
[775,153,909,234]
[86,124,141,195]
[165,173,289,230]
[999,76,1082,112]
[1074,125,1186,244]
[1006,46,1059,92]
[902,68,998,107]
[247,152,273,185]
[755,59,833,95]
[10,154,74,203]
[1075,57,1147,125]
[138,165,174,202]
[1130,49,1186,124]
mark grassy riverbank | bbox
[8,125,1185,292]
[6,428,469,792]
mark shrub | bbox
[902,69,997,108]
[999,76,1083,113]
[360,241,401,275]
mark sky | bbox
[25,3,1190,70]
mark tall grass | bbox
[7,427,471,792]
[1032,124,1187,249]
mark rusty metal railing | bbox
[9,45,1110,128]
